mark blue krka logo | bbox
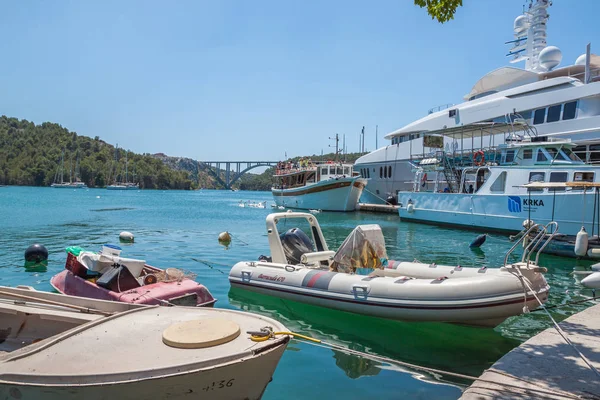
[508,196,545,212]
[508,196,522,213]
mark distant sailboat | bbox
[106,146,139,190]
[51,150,87,189]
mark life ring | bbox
[473,150,485,166]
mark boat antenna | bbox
[507,0,551,72]
[328,133,340,162]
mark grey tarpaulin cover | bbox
[331,225,388,273]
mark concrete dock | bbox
[460,302,600,400]
[357,203,400,214]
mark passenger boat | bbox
[272,161,366,212]
[397,135,600,236]
[229,212,552,327]
[51,245,216,307]
[0,285,289,400]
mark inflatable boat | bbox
[229,212,552,327]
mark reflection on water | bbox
[228,287,519,382]
[333,349,381,379]
[23,260,48,273]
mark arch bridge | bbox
[199,161,278,189]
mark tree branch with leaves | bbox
[414,0,463,23]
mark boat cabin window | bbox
[490,171,507,193]
[536,149,549,162]
[574,172,594,182]
[388,166,392,178]
[523,149,532,160]
[502,150,516,164]
[336,166,343,175]
[546,147,568,161]
[321,167,328,176]
[563,101,577,120]
[380,167,383,178]
[571,172,595,191]
[518,110,533,122]
[549,172,568,192]
[528,172,545,192]
[533,108,546,125]
[546,104,561,123]
[562,147,582,162]
[344,167,350,175]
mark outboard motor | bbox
[280,228,314,265]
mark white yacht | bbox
[355,0,600,204]
[51,151,88,189]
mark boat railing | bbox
[428,103,454,114]
[503,221,559,267]
[523,221,560,266]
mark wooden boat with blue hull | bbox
[272,162,366,212]
[229,212,553,327]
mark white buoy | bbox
[218,231,231,244]
[591,262,600,272]
[575,226,589,257]
[407,204,415,214]
[581,271,600,289]
[119,231,134,243]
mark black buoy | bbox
[386,195,398,206]
[24,244,49,263]
[469,234,487,248]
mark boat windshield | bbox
[562,147,583,162]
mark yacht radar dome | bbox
[513,15,529,34]
[538,46,562,71]
[575,53,588,66]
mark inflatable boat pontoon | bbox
[229,212,555,327]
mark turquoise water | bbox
[0,186,595,399]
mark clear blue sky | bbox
[1,0,598,161]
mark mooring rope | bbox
[516,269,600,380]
[248,327,586,399]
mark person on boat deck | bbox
[468,184,474,194]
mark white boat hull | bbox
[229,260,549,327]
[272,177,366,211]
[0,287,289,400]
[0,345,285,400]
[398,191,591,235]
[106,184,139,190]
[51,183,87,189]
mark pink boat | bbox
[50,251,216,307]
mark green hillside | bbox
[0,116,193,189]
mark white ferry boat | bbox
[272,161,366,212]
[355,0,600,204]
[397,133,599,236]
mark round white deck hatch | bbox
[162,319,241,349]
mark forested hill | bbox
[0,116,194,189]
[0,115,370,190]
